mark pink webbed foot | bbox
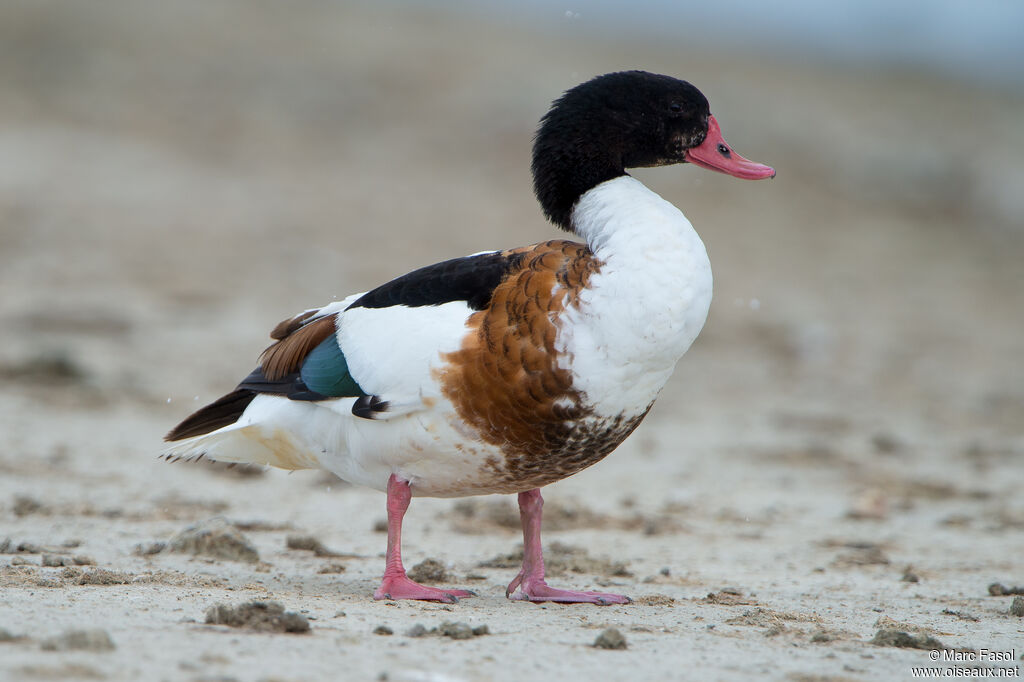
[374,475,474,603]
[374,575,475,604]
[506,574,630,605]
[505,489,632,605]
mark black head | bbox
[532,70,773,231]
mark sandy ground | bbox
[2,2,1023,681]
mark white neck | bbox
[559,175,713,418]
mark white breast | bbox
[557,176,713,418]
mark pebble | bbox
[593,627,628,650]
[285,535,343,557]
[407,558,449,584]
[40,629,116,652]
[134,541,167,556]
[169,518,259,564]
[205,601,310,634]
[871,629,944,650]
[989,583,1024,596]
[438,622,474,640]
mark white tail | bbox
[161,421,320,470]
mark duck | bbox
[164,70,774,605]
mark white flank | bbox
[164,298,500,496]
[337,300,473,400]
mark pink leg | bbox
[373,474,474,603]
[506,489,631,605]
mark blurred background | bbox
[1,1,1022,677]
[1,0,1021,444]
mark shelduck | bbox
[165,70,774,604]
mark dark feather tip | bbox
[352,395,390,420]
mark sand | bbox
[1,2,1022,681]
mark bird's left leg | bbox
[506,488,630,605]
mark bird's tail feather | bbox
[161,420,320,470]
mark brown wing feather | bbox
[438,239,649,491]
[437,240,597,451]
[259,314,337,381]
[269,310,318,340]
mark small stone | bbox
[871,629,944,650]
[285,535,343,557]
[989,582,1024,596]
[438,621,474,640]
[205,601,310,634]
[407,558,449,584]
[702,588,755,605]
[833,544,890,566]
[0,538,10,553]
[134,541,167,556]
[286,535,320,551]
[374,625,394,636]
[871,432,902,454]
[593,627,627,650]
[169,518,259,563]
[405,624,428,638]
[901,568,920,583]
[13,495,47,517]
[1010,596,1024,617]
[40,628,115,652]
[471,625,490,636]
[42,554,70,567]
[372,519,388,533]
[317,563,346,574]
[0,627,18,642]
[940,608,980,622]
[72,555,96,566]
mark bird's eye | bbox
[669,102,682,113]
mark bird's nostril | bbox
[717,143,731,157]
